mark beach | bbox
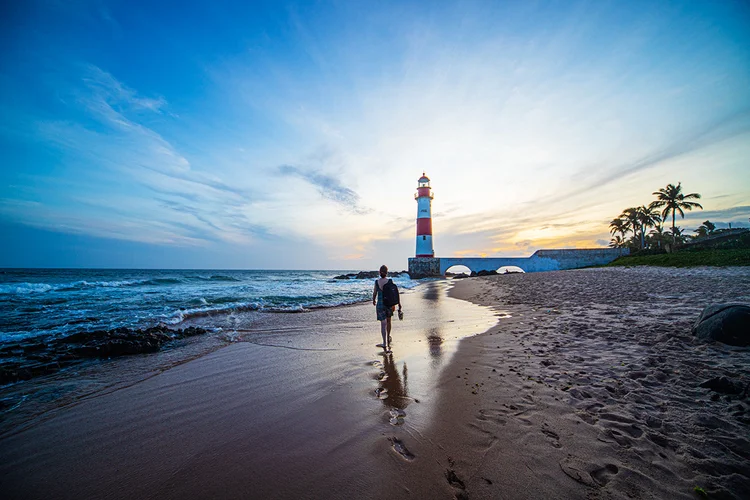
[1,267,749,499]
[0,280,496,499]
[397,266,750,499]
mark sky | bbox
[1,0,749,270]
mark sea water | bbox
[0,269,418,344]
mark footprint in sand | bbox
[591,464,619,486]
[445,468,468,500]
[541,424,562,448]
[389,408,406,425]
[598,428,631,447]
[559,456,620,488]
[375,388,388,400]
[388,437,414,460]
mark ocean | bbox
[0,268,418,345]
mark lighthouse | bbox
[415,172,434,257]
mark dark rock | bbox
[699,376,745,395]
[692,304,750,346]
[1,325,209,384]
[181,327,206,337]
[22,343,48,353]
[476,270,499,277]
[336,270,409,280]
[452,273,470,279]
[29,362,61,377]
[26,353,54,362]
[60,330,105,344]
[355,271,379,279]
[0,343,23,357]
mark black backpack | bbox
[381,279,400,308]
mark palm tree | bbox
[620,208,641,248]
[694,220,716,239]
[636,205,661,249]
[649,225,669,249]
[609,235,626,248]
[650,183,703,248]
[666,226,688,246]
[609,217,628,242]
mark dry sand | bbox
[393,267,750,499]
[1,268,748,500]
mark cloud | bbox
[277,164,372,215]
[13,65,272,247]
[533,110,750,211]
[83,65,167,114]
[680,205,750,228]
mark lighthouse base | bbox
[408,258,441,278]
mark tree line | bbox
[609,182,707,252]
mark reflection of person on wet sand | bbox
[379,353,409,410]
[372,265,401,352]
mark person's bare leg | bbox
[386,317,392,346]
[380,320,388,349]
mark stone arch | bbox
[445,264,471,277]
[496,265,525,274]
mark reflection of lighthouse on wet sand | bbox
[415,173,434,258]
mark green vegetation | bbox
[651,183,703,247]
[609,182,704,252]
[608,248,750,267]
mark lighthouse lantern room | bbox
[415,172,434,257]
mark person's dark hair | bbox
[379,265,388,278]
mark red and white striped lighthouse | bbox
[415,172,434,257]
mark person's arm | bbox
[372,281,378,305]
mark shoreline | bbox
[0,280,498,499]
[0,282,434,432]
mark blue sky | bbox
[1,0,749,269]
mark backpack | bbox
[381,279,400,308]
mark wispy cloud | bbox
[554,110,750,204]
[82,65,168,114]
[277,164,371,215]
[16,66,270,246]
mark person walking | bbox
[372,265,401,352]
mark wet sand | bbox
[0,281,497,499]
[397,267,750,499]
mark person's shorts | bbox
[376,305,393,321]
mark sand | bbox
[395,266,750,499]
[1,268,748,499]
